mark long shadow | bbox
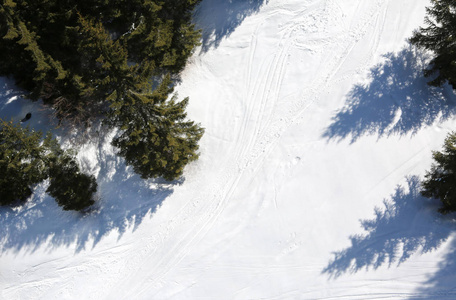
[195,0,268,52]
[411,237,456,299]
[0,77,179,254]
[323,46,456,143]
[0,136,179,254]
[323,176,456,279]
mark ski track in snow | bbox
[3,0,456,299]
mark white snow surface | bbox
[2,0,456,299]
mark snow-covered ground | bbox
[2,0,456,299]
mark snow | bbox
[2,0,456,299]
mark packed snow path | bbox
[2,0,456,299]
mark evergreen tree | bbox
[0,118,97,211]
[0,0,202,123]
[46,148,97,211]
[421,132,456,213]
[0,0,204,181]
[110,75,204,180]
[410,0,456,88]
[0,119,47,205]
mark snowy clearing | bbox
[2,0,456,299]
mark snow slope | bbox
[2,0,456,299]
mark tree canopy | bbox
[0,119,97,211]
[0,0,202,122]
[0,0,204,181]
[0,119,47,205]
[410,0,456,88]
[421,132,456,213]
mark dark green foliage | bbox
[0,0,202,124]
[110,75,204,180]
[44,132,98,211]
[0,118,97,211]
[421,132,456,213]
[410,0,456,88]
[46,153,97,211]
[0,0,204,181]
[0,119,47,205]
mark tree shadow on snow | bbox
[323,46,456,143]
[0,140,179,254]
[195,0,268,52]
[0,77,180,254]
[322,176,456,279]
[410,237,456,299]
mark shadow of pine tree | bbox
[410,236,456,299]
[323,176,456,279]
[323,46,456,143]
[195,0,268,52]
[0,91,181,254]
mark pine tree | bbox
[42,132,97,211]
[410,0,456,88]
[0,0,204,182]
[110,75,204,180]
[0,119,47,205]
[0,0,203,117]
[421,132,456,213]
[0,118,97,210]
[46,149,97,211]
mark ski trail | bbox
[2,1,429,299]
[1,0,446,299]
[105,1,400,298]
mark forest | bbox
[0,0,204,210]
